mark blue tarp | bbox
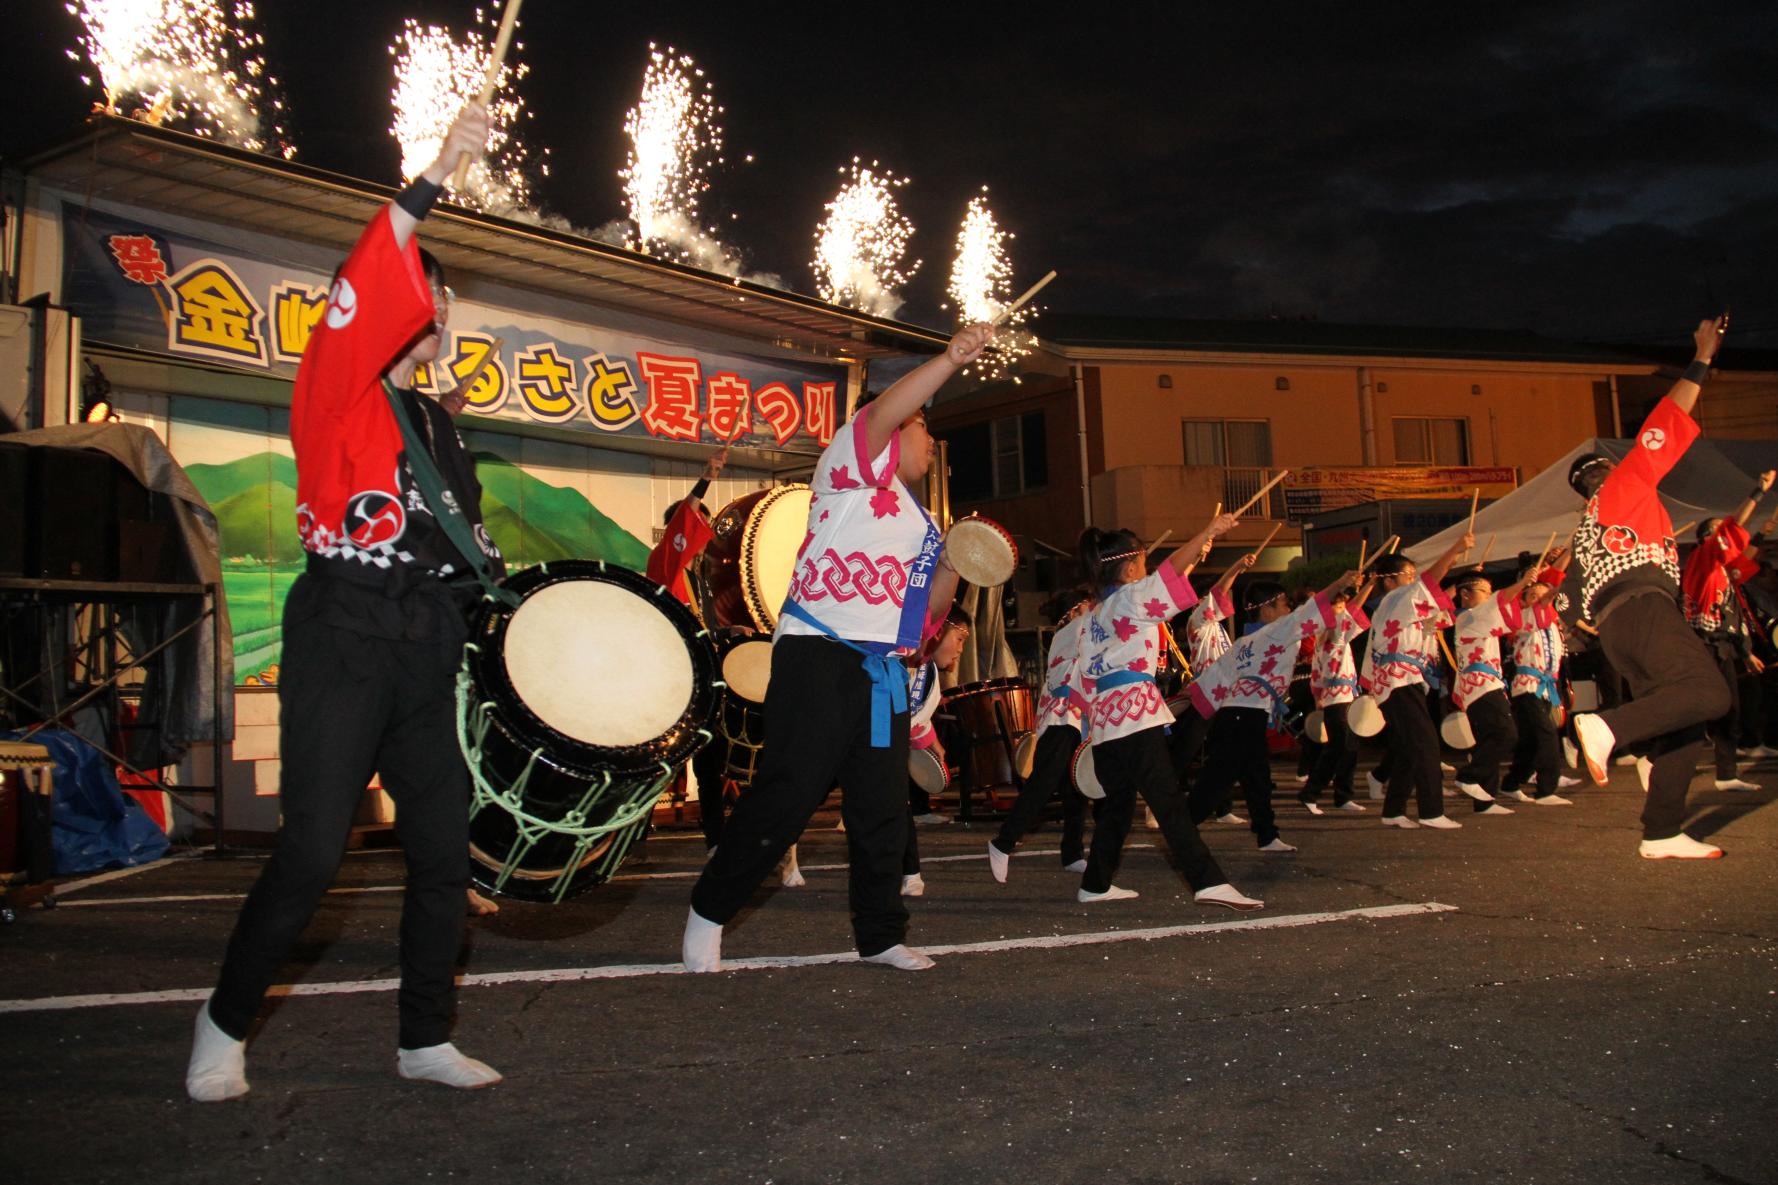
[4,730,170,874]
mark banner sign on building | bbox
[61,202,845,455]
[1282,466,1518,522]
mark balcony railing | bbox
[1221,466,1279,518]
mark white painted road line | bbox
[53,845,1158,904]
[52,853,203,896]
[0,902,1455,1014]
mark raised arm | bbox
[1733,470,1774,529]
[1424,531,1477,586]
[390,103,491,249]
[864,324,994,457]
[1215,552,1255,596]
[1666,314,1729,417]
[1165,513,1240,576]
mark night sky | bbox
[6,2,1777,350]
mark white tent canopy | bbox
[1406,435,1778,569]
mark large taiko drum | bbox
[696,484,813,632]
[713,630,773,788]
[943,678,1036,795]
[459,561,719,902]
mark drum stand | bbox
[950,704,1024,822]
[0,742,57,922]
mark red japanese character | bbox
[108,234,168,286]
[754,381,802,445]
[705,372,752,441]
[637,353,703,441]
[804,382,838,446]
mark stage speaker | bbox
[0,442,26,576]
[116,468,188,584]
[25,447,118,581]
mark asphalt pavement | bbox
[4,758,1775,1185]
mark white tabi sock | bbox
[397,1042,503,1089]
[1077,885,1139,903]
[1062,858,1088,873]
[682,907,724,973]
[861,944,935,970]
[185,1003,248,1102]
[988,841,1010,883]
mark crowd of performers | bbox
[186,102,1776,1099]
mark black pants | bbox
[1302,701,1357,805]
[1188,707,1281,846]
[1166,709,1231,813]
[691,635,910,957]
[691,727,729,849]
[1379,686,1446,820]
[1596,590,1732,840]
[1455,689,1518,804]
[993,724,1089,864]
[1704,642,1743,779]
[903,786,921,876]
[209,573,470,1049]
[1504,693,1562,798]
[1083,727,1226,893]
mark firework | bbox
[944,190,1038,380]
[620,45,742,269]
[65,0,291,156]
[812,160,919,318]
[389,16,544,215]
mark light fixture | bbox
[1274,377,1290,391]
[1158,374,1173,389]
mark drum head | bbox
[742,485,812,630]
[1304,709,1328,745]
[720,640,774,703]
[1348,694,1385,737]
[909,748,948,795]
[1439,710,1477,750]
[1072,743,1105,799]
[1013,731,1037,779]
[944,516,1018,588]
[504,580,694,748]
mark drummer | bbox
[1072,517,1267,910]
[683,323,994,973]
[902,612,970,896]
[1185,568,1364,852]
[987,594,1095,881]
[187,103,502,1100]
[1446,564,1541,814]
[648,446,728,607]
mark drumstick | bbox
[1211,501,1222,520]
[1356,538,1367,573]
[1385,535,1400,555]
[1531,530,1558,574]
[990,270,1056,327]
[1358,535,1400,573]
[1253,522,1283,555]
[1230,469,1289,518]
[1480,533,1496,565]
[1460,488,1480,560]
[1144,529,1173,557]
[450,335,505,398]
[451,0,525,192]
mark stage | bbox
[4,759,1775,1185]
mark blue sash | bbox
[1094,670,1155,692]
[779,598,909,748]
[1460,661,1502,681]
[908,660,936,716]
[1375,650,1443,692]
[1522,666,1561,705]
[896,494,943,654]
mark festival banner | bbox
[60,202,845,455]
[1282,466,1518,522]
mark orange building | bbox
[931,316,1658,619]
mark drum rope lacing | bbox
[455,652,672,903]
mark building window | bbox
[944,411,1047,501]
[1392,417,1470,465]
[1181,419,1272,468]
[1182,418,1276,514]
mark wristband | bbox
[1682,359,1711,386]
[395,176,443,221]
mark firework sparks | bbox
[945,190,1038,380]
[812,160,919,318]
[389,16,544,216]
[65,0,291,156]
[619,45,745,271]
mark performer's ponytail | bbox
[1077,527,1141,589]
